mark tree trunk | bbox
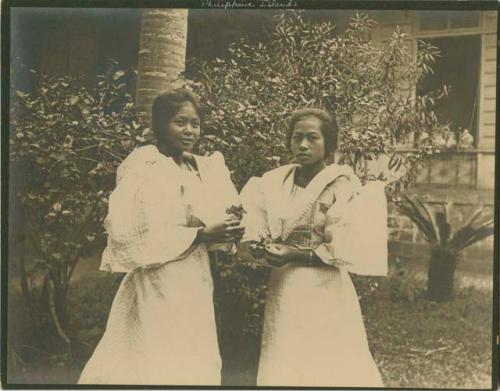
[135,9,188,123]
[17,252,36,325]
[427,246,458,302]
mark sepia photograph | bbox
[2,2,498,389]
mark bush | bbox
[186,11,446,190]
[352,267,425,305]
[9,61,149,346]
[210,254,269,384]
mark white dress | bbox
[240,163,388,387]
[78,145,239,385]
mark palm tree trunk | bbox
[135,9,188,122]
[427,246,458,302]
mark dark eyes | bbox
[292,134,319,142]
[174,119,200,127]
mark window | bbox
[417,35,481,144]
[415,34,481,188]
[418,11,480,32]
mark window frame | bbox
[403,18,484,189]
[415,11,483,38]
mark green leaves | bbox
[69,96,79,106]
[10,62,147,300]
[398,196,494,256]
[186,11,445,189]
[112,70,126,80]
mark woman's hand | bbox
[263,243,299,267]
[248,241,267,259]
[198,218,245,244]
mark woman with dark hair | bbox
[240,108,395,387]
[78,89,243,385]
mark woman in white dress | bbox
[239,108,391,387]
[78,89,244,385]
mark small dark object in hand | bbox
[249,237,268,258]
[226,204,246,221]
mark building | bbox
[371,10,497,190]
[368,11,496,276]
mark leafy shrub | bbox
[352,262,425,305]
[384,266,426,304]
[186,12,446,190]
[10,61,149,345]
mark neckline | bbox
[183,159,198,173]
[291,164,327,190]
[151,145,201,174]
[179,157,202,181]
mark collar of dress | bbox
[260,163,357,240]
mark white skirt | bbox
[78,245,221,385]
[257,264,383,387]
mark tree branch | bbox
[48,280,71,345]
[65,198,101,288]
[101,146,123,162]
[17,251,35,320]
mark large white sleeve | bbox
[100,169,200,273]
[314,179,388,276]
[240,177,271,243]
[202,151,241,253]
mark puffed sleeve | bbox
[240,176,271,242]
[199,151,242,253]
[208,151,240,216]
[100,167,200,273]
[314,178,388,276]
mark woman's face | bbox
[290,116,326,166]
[161,102,201,153]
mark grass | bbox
[356,272,493,389]
[6,265,494,388]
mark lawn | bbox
[6,263,494,388]
[356,272,493,389]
